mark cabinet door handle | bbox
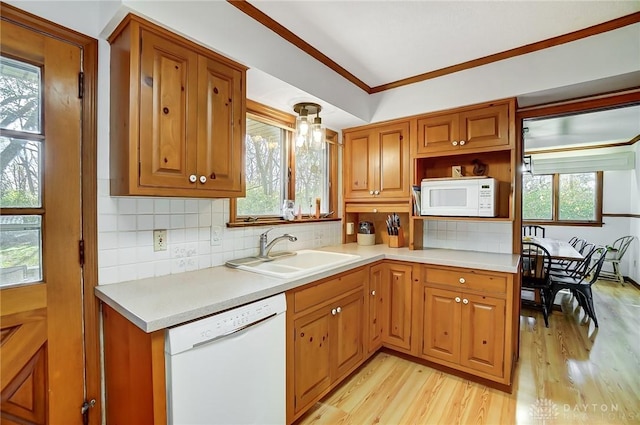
[199,175,207,184]
[374,190,380,195]
[373,208,378,213]
[336,306,342,314]
[459,277,466,284]
[189,174,197,183]
[459,140,466,146]
[371,290,376,296]
[369,190,375,195]
[331,308,337,316]
[455,297,461,303]
[452,141,458,146]
[462,298,469,304]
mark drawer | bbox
[294,268,366,313]
[424,266,507,294]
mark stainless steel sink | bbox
[226,250,361,278]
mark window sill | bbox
[227,217,341,228]
[523,221,604,227]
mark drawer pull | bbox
[459,278,465,284]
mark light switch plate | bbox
[154,229,167,251]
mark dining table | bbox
[523,236,584,261]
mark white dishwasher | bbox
[165,293,286,425]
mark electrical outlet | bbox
[211,225,222,246]
[154,229,167,252]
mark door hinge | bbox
[78,72,84,99]
[81,399,95,425]
[79,240,85,266]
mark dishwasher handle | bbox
[192,312,278,348]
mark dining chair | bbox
[546,246,609,328]
[550,243,596,279]
[522,225,546,238]
[598,236,635,284]
[521,242,552,327]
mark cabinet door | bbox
[333,291,365,379]
[293,308,332,412]
[377,122,410,199]
[138,29,198,189]
[343,128,375,200]
[422,287,461,364]
[197,55,244,194]
[367,264,385,353]
[459,293,505,377]
[382,263,412,351]
[416,112,459,154]
[459,104,509,151]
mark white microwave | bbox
[420,177,498,217]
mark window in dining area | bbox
[523,171,602,225]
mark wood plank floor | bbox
[296,280,640,425]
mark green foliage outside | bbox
[523,172,596,221]
[522,174,552,220]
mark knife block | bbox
[388,232,404,248]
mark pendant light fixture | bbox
[293,102,324,150]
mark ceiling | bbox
[240,1,640,137]
[246,1,639,89]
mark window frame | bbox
[523,170,603,227]
[229,100,339,227]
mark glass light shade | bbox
[311,117,324,149]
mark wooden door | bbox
[0,19,87,424]
[293,307,332,413]
[197,55,244,194]
[458,103,509,151]
[422,287,461,364]
[332,291,364,379]
[343,128,374,200]
[416,112,459,154]
[382,263,412,351]
[367,264,384,353]
[377,122,410,200]
[139,29,198,190]
[459,293,505,377]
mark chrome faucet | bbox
[259,228,297,258]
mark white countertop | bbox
[95,244,520,333]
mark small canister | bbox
[357,221,375,246]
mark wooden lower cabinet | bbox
[287,268,366,423]
[381,262,413,352]
[102,305,167,425]
[367,263,385,353]
[419,265,513,384]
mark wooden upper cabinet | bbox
[109,14,246,198]
[138,29,198,190]
[344,121,410,201]
[197,56,244,192]
[416,102,511,156]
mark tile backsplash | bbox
[421,220,513,254]
[97,179,341,285]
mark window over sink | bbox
[229,100,338,226]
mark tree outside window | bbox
[523,171,602,224]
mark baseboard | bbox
[625,276,640,290]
